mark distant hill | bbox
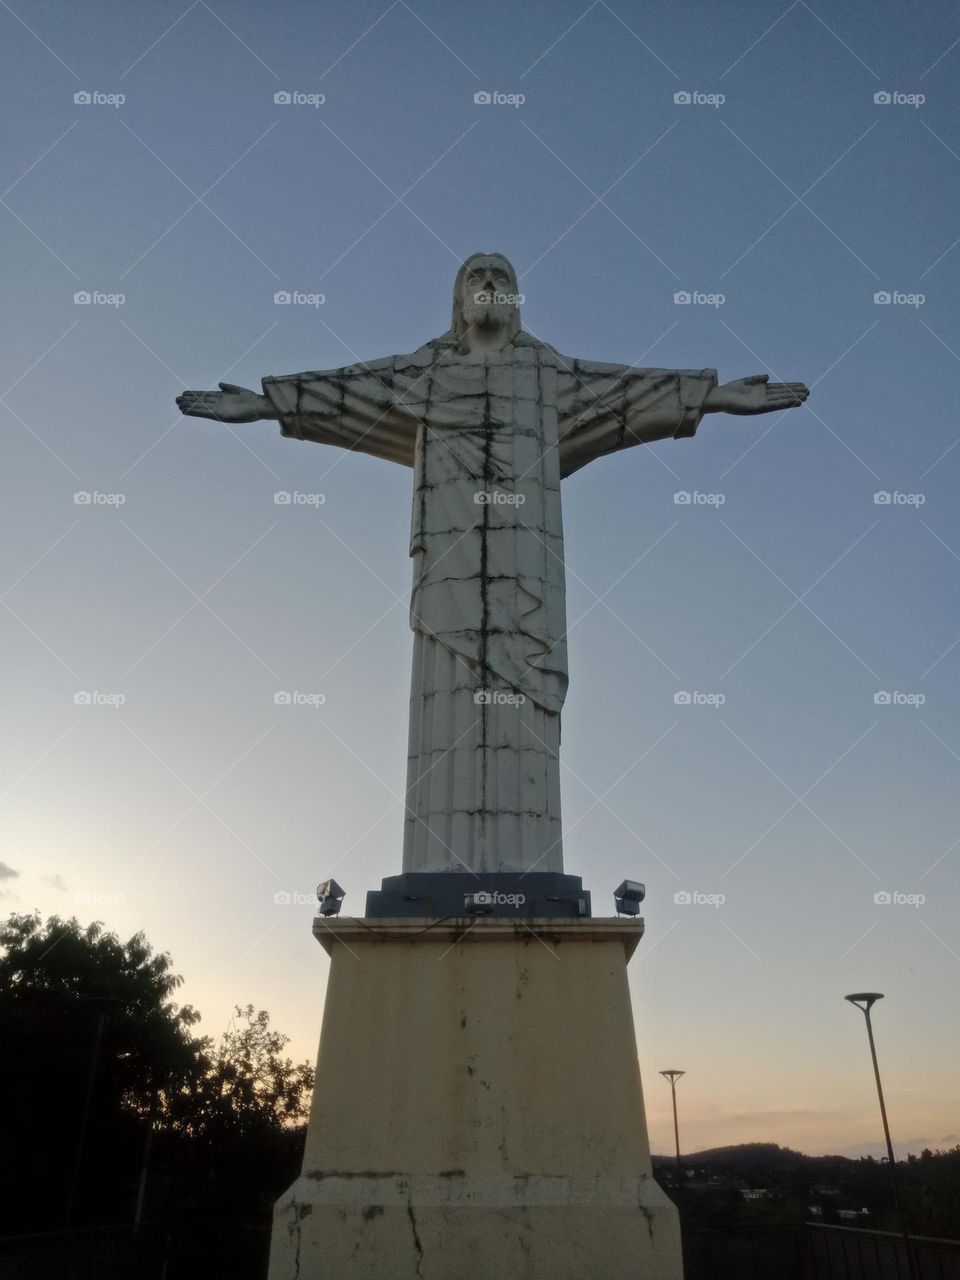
[651,1142,960,1239]
[669,1143,808,1168]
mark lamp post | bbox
[660,1070,685,1171]
[844,993,916,1280]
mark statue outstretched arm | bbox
[557,361,807,478]
[177,356,418,469]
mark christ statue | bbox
[178,254,807,879]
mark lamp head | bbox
[845,992,884,1013]
[316,879,346,917]
[614,880,645,915]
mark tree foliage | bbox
[0,912,313,1238]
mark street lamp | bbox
[660,1070,685,1169]
[844,993,916,1280]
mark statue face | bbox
[459,255,520,333]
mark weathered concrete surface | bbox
[267,918,683,1279]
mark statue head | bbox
[448,253,521,350]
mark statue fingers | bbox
[178,391,224,417]
[766,387,807,407]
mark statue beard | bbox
[461,298,516,335]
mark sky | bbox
[1,0,958,1159]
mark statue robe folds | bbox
[262,336,716,875]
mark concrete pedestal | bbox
[267,917,683,1280]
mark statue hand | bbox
[707,375,808,416]
[176,382,271,423]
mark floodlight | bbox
[614,880,645,915]
[316,879,345,917]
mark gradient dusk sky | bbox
[1,0,958,1157]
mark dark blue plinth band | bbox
[364,872,591,919]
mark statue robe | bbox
[263,334,716,874]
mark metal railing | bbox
[806,1222,960,1280]
[2,1218,957,1279]
[681,1222,960,1280]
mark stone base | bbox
[267,917,682,1280]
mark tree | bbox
[0,912,207,1231]
[202,1005,314,1135]
[0,912,313,1240]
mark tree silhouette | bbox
[0,911,312,1249]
